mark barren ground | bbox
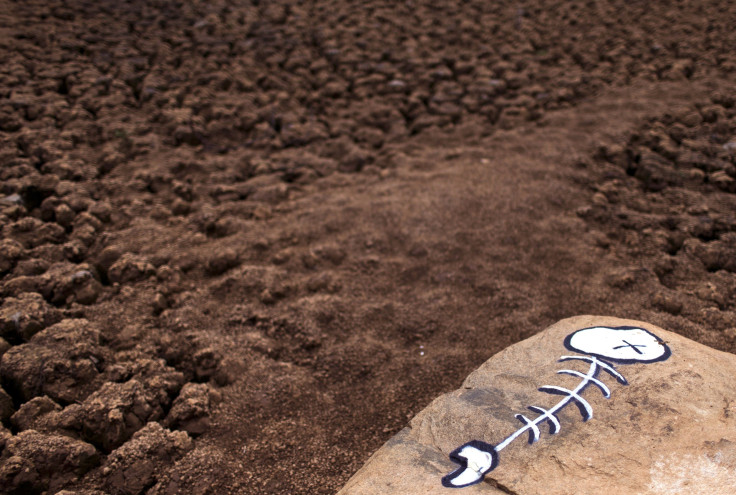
[1,1,736,494]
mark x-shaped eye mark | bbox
[613,339,646,354]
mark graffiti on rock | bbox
[442,325,671,488]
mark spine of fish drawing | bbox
[442,355,628,488]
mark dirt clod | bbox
[10,396,62,431]
[204,249,240,276]
[0,319,106,404]
[107,254,156,285]
[0,386,14,423]
[57,364,184,452]
[102,422,192,495]
[0,430,99,494]
[164,383,215,436]
[0,292,63,343]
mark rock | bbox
[314,243,347,265]
[0,430,99,493]
[338,316,736,495]
[678,110,702,127]
[102,422,193,495]
[40,196,61,221]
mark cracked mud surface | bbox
[1,0,735,493]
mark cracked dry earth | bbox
[1,0,736,494]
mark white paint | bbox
[495,356,616,451]
[444,327,671,488]
[567,326,668,362]
[445,355,627,488]
[448,445,495,487]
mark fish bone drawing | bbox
[442,325,672,488]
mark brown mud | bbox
[1,0,735,494]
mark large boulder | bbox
[339,316,736,494]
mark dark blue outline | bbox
[441,440,498,488]
[563,325,671,364]
[443,329,669,489]
[537,386,593,421]
[559,356,628,385]
[514,414,541,444]
[527,406,560,434]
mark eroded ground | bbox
[1,0,735,493]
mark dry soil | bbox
[1,1,736,494]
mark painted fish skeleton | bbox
[442,326,672,488]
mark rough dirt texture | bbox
[0,0,735,493]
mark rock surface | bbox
[338,316,736,495]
